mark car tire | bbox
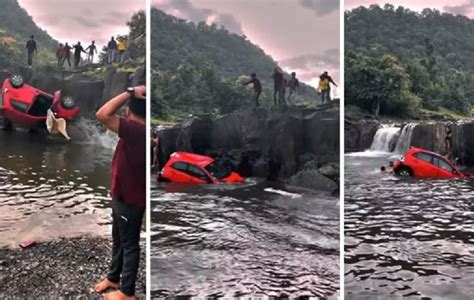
[60,96,76,110]
[395,166,413,177]
[9,74,24,88]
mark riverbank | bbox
[0,237,146,298]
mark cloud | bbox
[279,48,340,73]
[444,1,474,15]
[153,0,243,34]
[72,15,100,28]
[299,0,340,16]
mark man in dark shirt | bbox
[245,73,262,107]
[271,68,284,106]
[86,41,98,64]
[287,72,300,104]
[73,42,87,68]
[108,37,118,64]
[25,35,37,66]
[95,86,146,300]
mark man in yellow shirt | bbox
[118,38,127,63]
[318,71,337,104]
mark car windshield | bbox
[205,162,231,180]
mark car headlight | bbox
[400,156,405,162]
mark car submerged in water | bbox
[158,151,244,184]
[0,74,79,138]
[389,147,469,179]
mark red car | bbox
[158,152,244,184]
[392,147,467,179]
[0,74,79,130]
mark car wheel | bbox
[60,96,76,109]
[396,166,413,177]
[9,74,24,88]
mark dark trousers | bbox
[27,51,34,66]
[60,56,71,68]
[107,199,144,296]
[254,90,261,107]
[321,89,331,104]
[74,55,81,68]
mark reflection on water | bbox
[151,181,339,298]
[345,152,474,299]
[0,120,117,247]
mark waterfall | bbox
[370,126,401,152]
[394,123,417,154]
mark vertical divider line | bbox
[339,0,345,298]
[145,0,152,298]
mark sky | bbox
[345,0,474,17]
[18,0,145,49]
[154,0,340,92]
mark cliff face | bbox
[1,66,145,116]
[344,119,380,152]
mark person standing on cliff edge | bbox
[94,86,146,300]
[245,73,262,107]
[26,35,37,67]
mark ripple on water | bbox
[151,183,340,298]
[345,153,474,299]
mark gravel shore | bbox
[0,236,146,299]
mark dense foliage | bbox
[151,8,319,120]
[345,4,474,118]
[0,0,58,68]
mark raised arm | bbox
[96,86,146,133]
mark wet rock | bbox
[287,169,338,194]
[345,119,380,152]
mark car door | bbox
[412,152,439,177]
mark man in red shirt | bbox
[94,86,146,300]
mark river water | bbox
[0,119,117,247]
[345,150,474,299]
[150,180,340,298]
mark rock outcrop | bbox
[157,106,340,191]
[344,119,380,152]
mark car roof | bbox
[409,147,457,163]
[172,151,214,168]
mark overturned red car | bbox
[391,147,468,179]
[0,74,79,131]
[158,152,244,184]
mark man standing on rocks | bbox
[107,37,118,64]
[245,73,262,107]
[25,35,37,67]
[95,86,146,300]
[319,71,337,104]
[86,41,98,64]
[73,42,87,68]
[272,68,285,106]
[60,43,72,69]
[287,72,300,104]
